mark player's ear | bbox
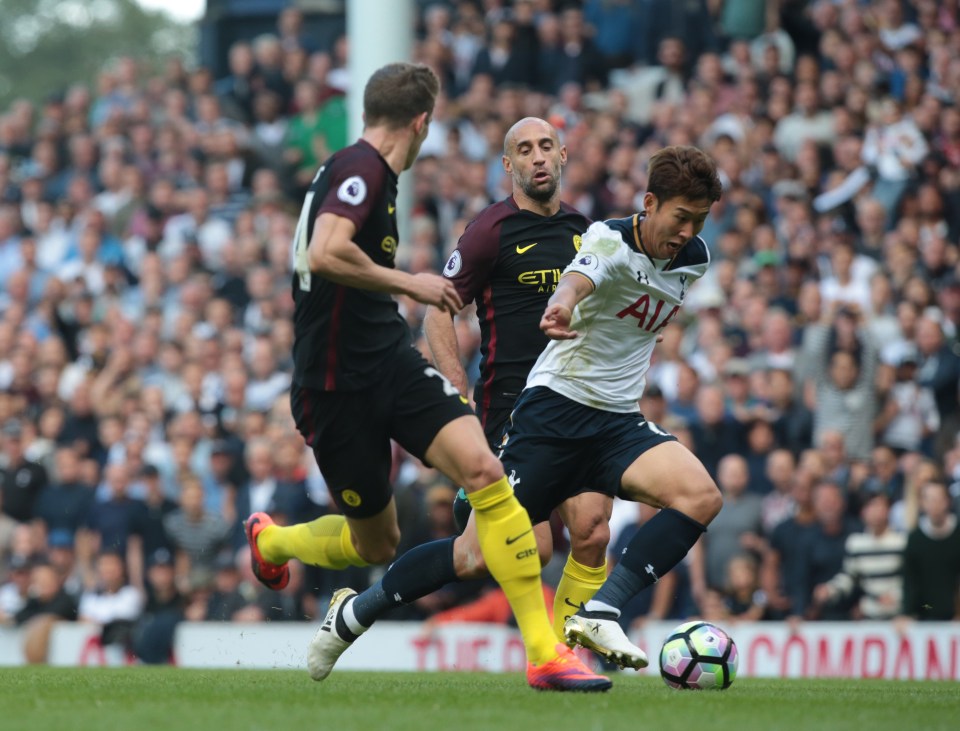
[412,111,429,135]
[643,191,658,215]
[559,145,567,166]
[502,155,513,174]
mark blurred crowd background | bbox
[1,0,960,664]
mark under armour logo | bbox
[508,470,521,489]
[679,274,687,301]
[637,270,649,285]
[645,564,659,582]
[393,592,402,602]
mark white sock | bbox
[341,597,369,636]
[583,599,621,617]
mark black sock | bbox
[586,508,705,613]
[351,537,458,627]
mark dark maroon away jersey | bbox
[291,140,408,391]
[440,197,591,415]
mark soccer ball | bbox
[659,621,738,690]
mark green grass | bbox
[1,668,957,731]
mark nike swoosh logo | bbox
[505,528,532,545]
[516,243,538,254]
[388,204,395,214]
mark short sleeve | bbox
[316,151,388,231]
[561,221,623,289]
[440,209,504,304]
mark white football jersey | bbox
[527,215,710,412]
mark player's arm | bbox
[423,306,469,396]
[308,212,462,313]
[540,272,595,340]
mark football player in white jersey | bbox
[304,145,724,677]
[530,146,725,666]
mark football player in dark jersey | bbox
[423,117,610,640]
[243,64,608,692]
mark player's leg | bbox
[451,404,514,535]
[246,387,394,589]
[587,440,720,612]
[552,491,611,640]
[424,414,561,668]
[566,433,721,668]
[350,511,554,624]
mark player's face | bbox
[642,193,713,259]
[504,123,566,203]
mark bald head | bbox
[503,117,559,157]
[502,117,566,210]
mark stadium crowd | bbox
[2,0,960,664]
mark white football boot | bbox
[563,613,649,670]
[307,588,357,681]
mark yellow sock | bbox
[468,476,557,666]
[553,555,607,641]
[258,515,368,569]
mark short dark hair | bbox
[363,63,440,129]
[647,145,723,206]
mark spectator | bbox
[760,371,807,455]
[193,551,248,622]
[0,489,18,573]
[791,481,861,621]
[915,315,960,459]
[719,553,769,622]
[875,347,940,455]
[862,97,929,227]
[163,474,231,579]
[813,492,905,620]
[1,420,48,523]
[214,41,261,125]
[131,547,184,664]
[77,551,143,652]
[0,554,31,624]
[33,446,94,538]
[690,384,746,478]
[760,448,797,535]
[702,454,765,591]
[14,558,78,626]
[762,468,817,619]
[130,464,177,570]
[899,481,960,621]
[801,305,879,461]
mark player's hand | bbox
[408,273,463,314]
[541,303,577,339]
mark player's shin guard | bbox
[553,556,606,641]
[468,476,556,666]
[586,508,705,613]
[258,515,368,569]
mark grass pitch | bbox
[2,667,956,731]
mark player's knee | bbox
[355,529,400,565]
[457,450,504,492]
[667,478,722,526]
[685,481,723,525]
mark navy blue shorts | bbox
[499,386,677,523]
[291,345,474,518]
